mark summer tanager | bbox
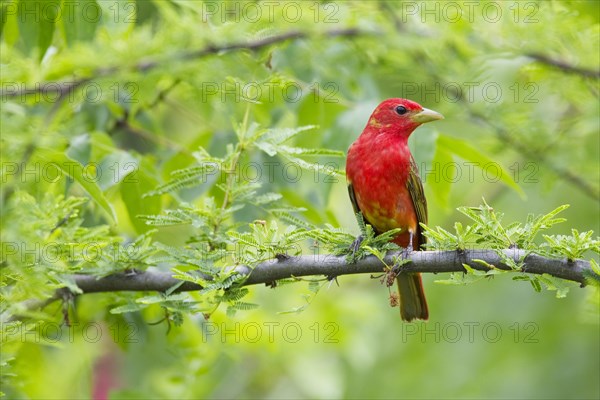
[346,98,443,321]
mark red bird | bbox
[346,99,443,321]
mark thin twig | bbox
[527,53,600,79]
[0,28,375,99]
[424,64,599,201]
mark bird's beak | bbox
[411,108,444,124]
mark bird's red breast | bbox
[346,132,417,239]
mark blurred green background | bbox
[1,1,599,399]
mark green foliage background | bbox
[1,1,599,398]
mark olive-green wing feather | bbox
[406,156,428,248]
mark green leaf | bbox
[229,301,259,311]
[437,134,525,198]
[277,145,344,157]
[120,159,162,233]
[251,192,283,205]
[530,277,542,292]
[110,303,145,314]
[429,144,455,207]
[16,0,59,60]
[97,151,138,190]
[537,274,573,298]
[584,259,600,288]
[61,0,99,46]
[259,125,318,145]
[36,149,117,222]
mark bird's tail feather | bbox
[397,273,429,322]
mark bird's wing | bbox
[406,156,428,247]
[347,182,378,233]
[347,182,361,215]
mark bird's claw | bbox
[348,234,364,262]
[401,243,413,261]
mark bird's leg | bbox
[403,230,415,258]
[391,230,415,279]
[348,234,364,262]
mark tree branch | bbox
[466,110,600,200]
[59,250,596,295]
[527,53,600,79]
[8,249,595,320]
[0,28,375,98]
[412,50,600,201]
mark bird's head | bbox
[365,98,444,138]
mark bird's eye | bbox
[395,105,408,115]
